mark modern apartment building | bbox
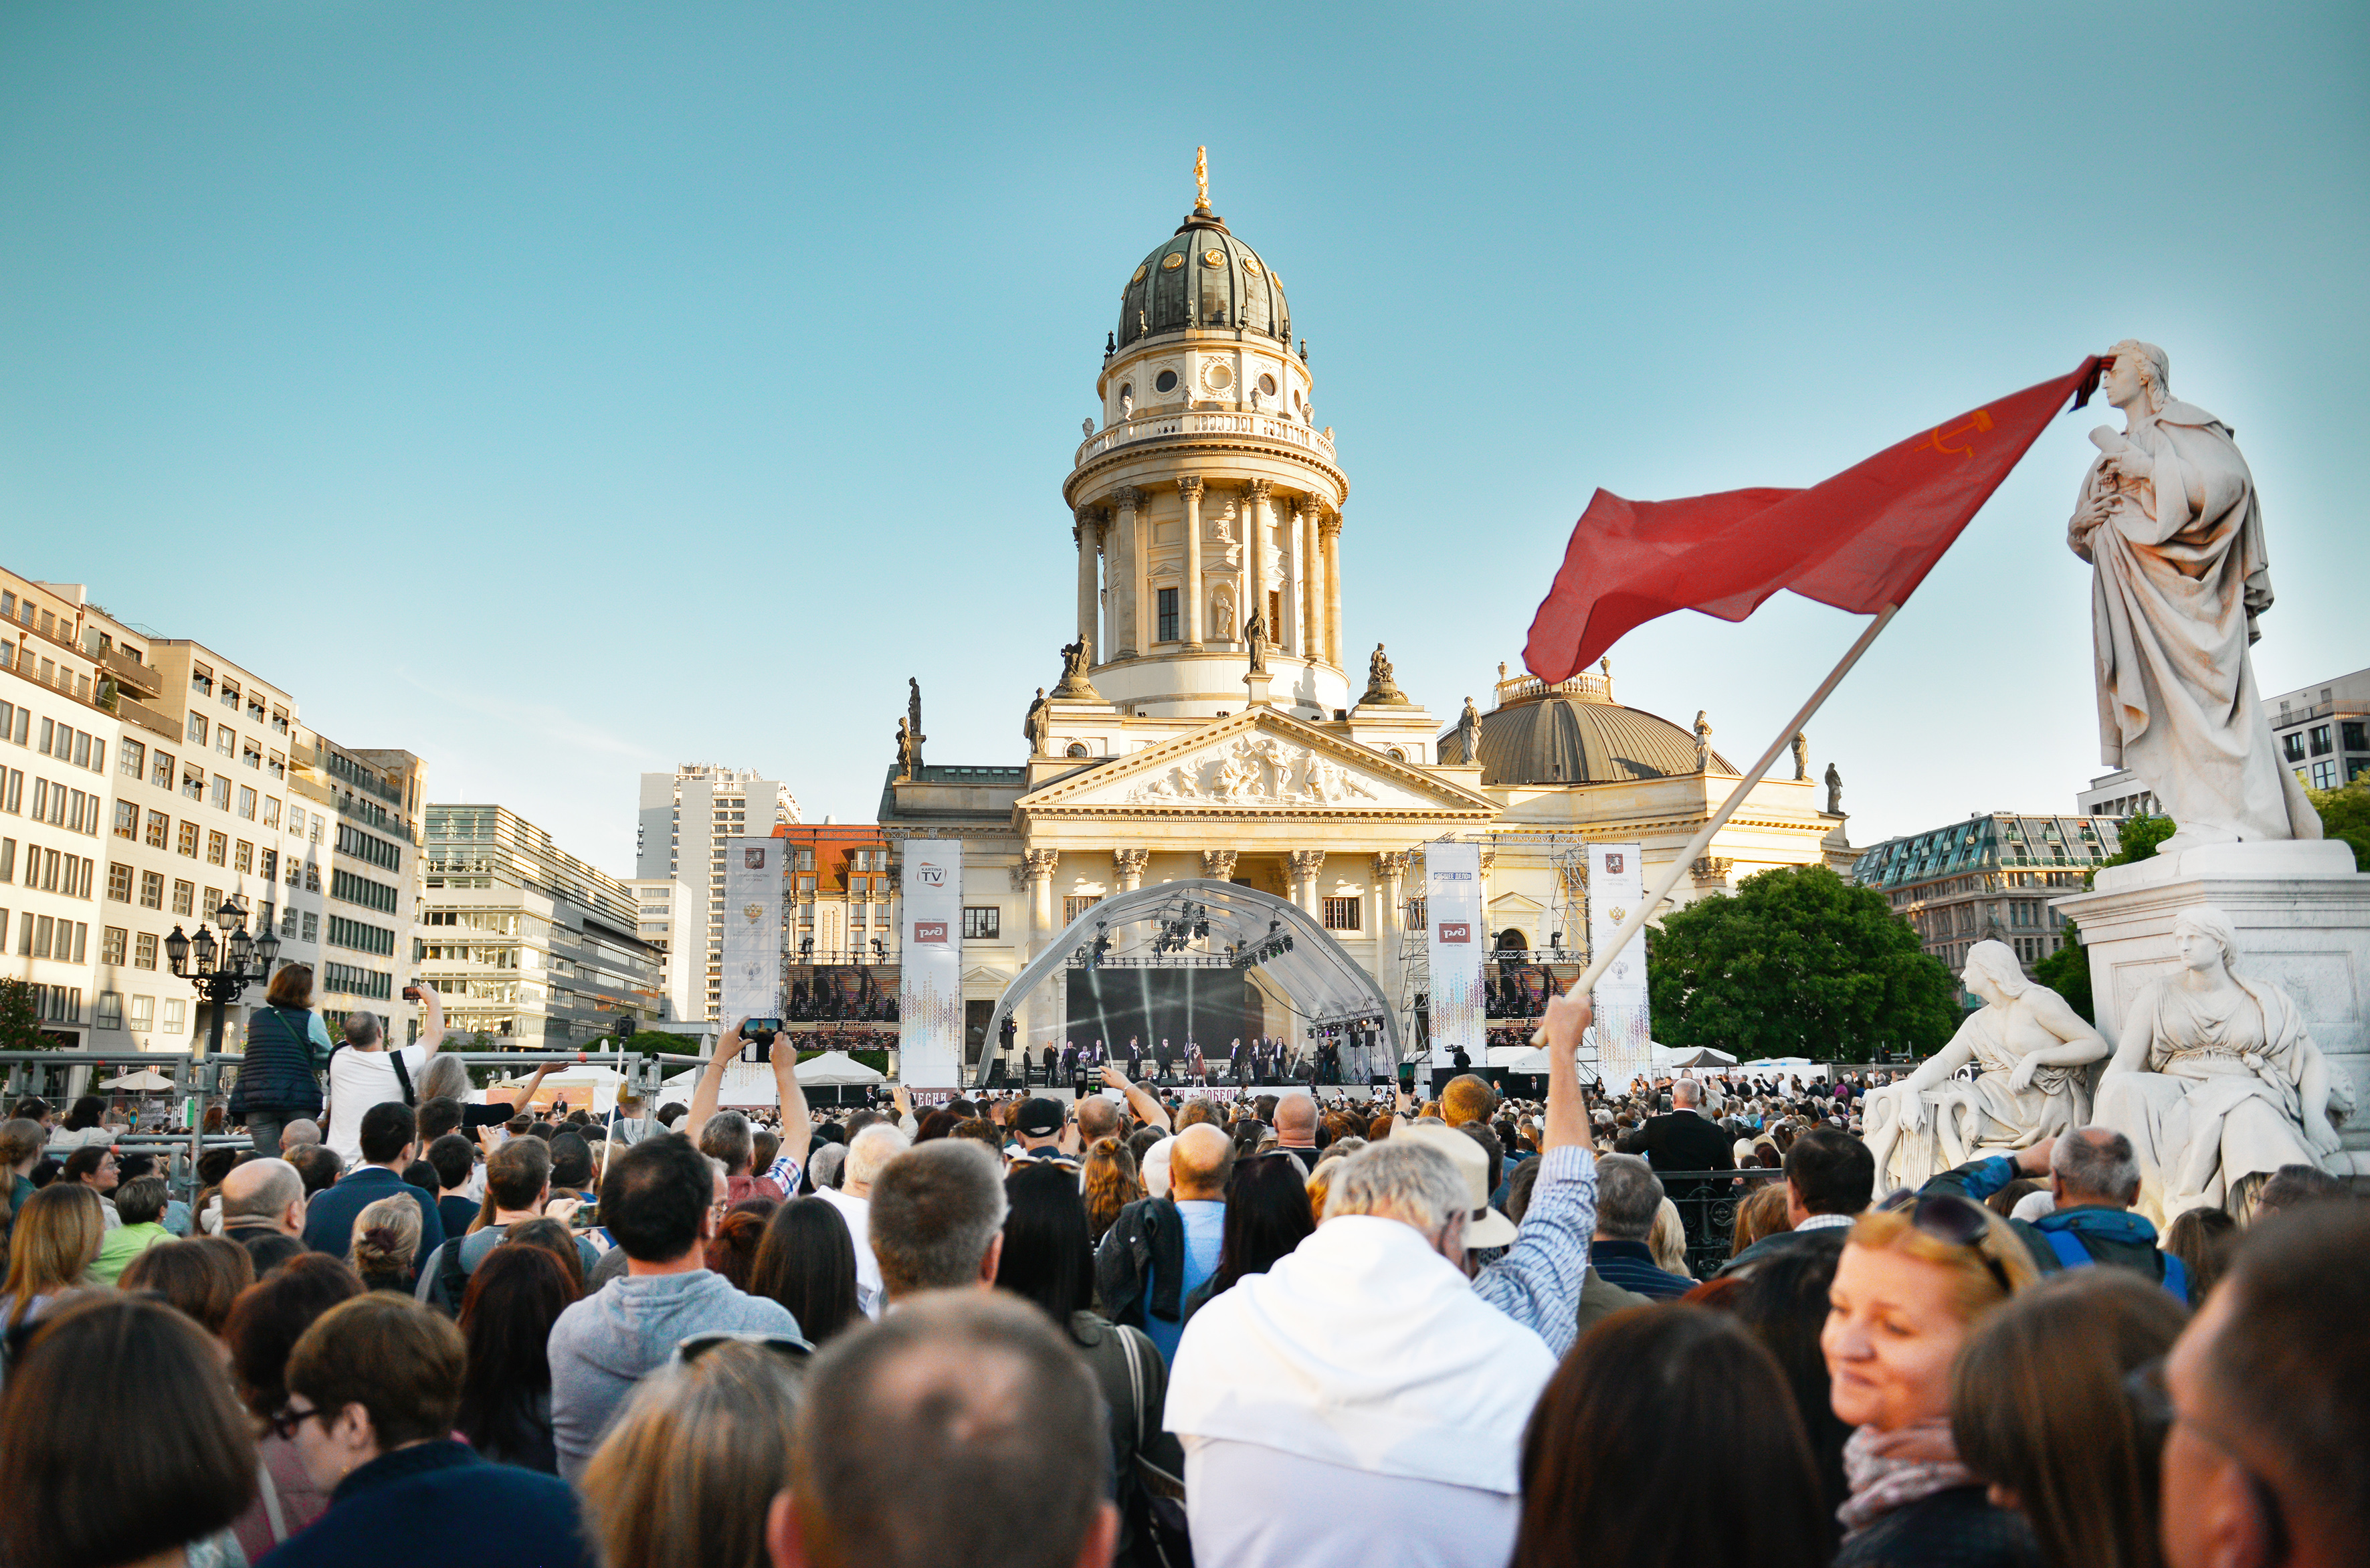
[2,565,429,1054]
[422,804,668,1044]
[2077,664,2370,814]
[634,765,800,1021]
[1850,813,2127,1004]
[622,876,701,1025]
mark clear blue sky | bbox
[5,3,2364,876]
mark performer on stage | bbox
[1185,1036,1203,1084]
[1060,1040,1078,1086]
[1155,1037,1173,1082]
[1126,1036,1143,1077]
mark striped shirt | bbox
[1472,1145,1598,1358]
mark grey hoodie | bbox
[547,1268,799,1480]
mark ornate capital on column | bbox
[1371,850,1410,879]
[1246,479,1275,502]
[1200,848,1238,880]
[1076,509,1102,545]
[1021,849,1060,882]
[1175,476,1204,501]
[1318,515,1342,541]
[1287,849,1327,879]
[1113,486,1143,512]
[1692,856,1734,884]
[1477,848,1496,874]
[1112,847,1150,878]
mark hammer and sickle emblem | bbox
[1914,408,1995,460]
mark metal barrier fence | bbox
[1653,1165,1789,1282]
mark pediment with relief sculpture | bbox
[1021,709,1495,819]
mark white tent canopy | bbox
[486,1064,626,1114]
[99,1068,177,1092]
[797,1052,886,1086]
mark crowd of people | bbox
[1,963,2364,1568]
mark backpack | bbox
[2040,1226,2190,1303]
[320,1044,413,1144]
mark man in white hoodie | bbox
[1167,991,1600,1568]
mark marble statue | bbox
[1791,731,1809,781]
[1692,711,1713,773]
[1210,585,1236,642]
[1361,643,1406,706]
[2095,905,2351,1219]
[1824,762,1844,816]
[1243,606,1269,675]
[2068,341,2321,846]
[1454,698,1482,763]
[1082,417,1095,439]
[1053,638,1098,699]
[1862,941,2110,1189]
[1023,688,1052,755]
[894,717,921,782]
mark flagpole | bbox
[1535,603,1901,1046]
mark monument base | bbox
[2054,839,2370,1174]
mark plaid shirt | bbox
[1472,1145,1598,1358]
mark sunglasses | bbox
[268,1402,333,1442]
[674,1329,815,1366]
[1876,1188,2013,1297]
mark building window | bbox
[119,740,144,779]
[1268,589,1284,638]
[187,712,207,745]
[95,991,123,1030]
[1157,587,1179,642]
[2343,721,2367,753]
[2282,732,2306,763]
[106,863,132,902]
[211,775,230,810]
[234,840,253,873]
[2312,759,2338,790]
[237,785,256,819]
[128,994,154,1030]
[134,931,157,969]
[1322,897,1362,931]
[172,879,195,916]
[162,997,186,1035]
[100,926,126,965]
[962,906,1001,940]
[2309,724,2333,757]
[206,830,228,866]
[138,870,163,910]
[113,801,136,840]
[1063,895,1098,924]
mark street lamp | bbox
[166,899,282,1060]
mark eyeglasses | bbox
[268,1401,332,1442]
[1876,1188,2013,1297]
[2125,1357,2291,1566]
[674,1329,815,1366]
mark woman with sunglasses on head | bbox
[1821,1189,2041,1568]
[266,1293,591,1568]
[1952,1268,2187,1568]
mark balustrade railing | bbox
[1074,408,1337,468]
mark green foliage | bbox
[0,980,50,1052]
[624,1030,687,1057]
[2306,779,2370,872]
[2034,922,2094,1024]
[1646,864,1960,1060]
[2087,813,2175,886]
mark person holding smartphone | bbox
[321,981,449,1175]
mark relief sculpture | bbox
[1125,736,1387,807]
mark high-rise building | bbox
[635,765,799,1021]
[622,877,701,1023]
[2077,665,2370,814]
[421,803,667,1044]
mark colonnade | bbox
[1073,482,1343,666]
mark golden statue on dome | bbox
[1194,146,1210,213]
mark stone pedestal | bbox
[2054,839,2370,1172]
[1242,669,1273,708]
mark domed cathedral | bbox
[1068,157,1349,721]
[880,155,1854,1082]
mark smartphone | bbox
[569,1198,599,1230]
[401,983,422,1001]
[743,1018,783,1042]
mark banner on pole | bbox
[720,838,784,1028]
[1425,841,1484,1069]
[1587,842,1653,1094]
[898,840,964,1087]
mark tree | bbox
[2306,779,2370,870]
[1646,864,1959,1060]
[2098,813,2175,874]
[2034,926,2092,1024]
[0,980,47,1052]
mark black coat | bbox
[233,1005,326,1117]
[1640,1110,1736,1172]
[1095,1196,1185,1328]
[1834,1484,2040,1568]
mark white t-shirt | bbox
[814,1183,883,1319]
[323,1044,429,1172]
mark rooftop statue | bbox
[2068,341,2321,846]
[1361,643,1406,706]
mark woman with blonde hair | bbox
[2,1183,104,1333]
[347,1195,422,1294]
[581,1339,803,1568]
[1648,1197,1694,1280]
[1079,1136,1143,1245]
[1822,1189,2039,1567]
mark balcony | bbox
[115,694,181,739]
[1072,407,1338,472]
[99,646,163,698]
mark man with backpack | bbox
[416,1135,599,1315]
[321,981,447,1174]
[1919,1126,2190,1299]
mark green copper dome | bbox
[1116,209,1292,351]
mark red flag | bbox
[1524,358,2103,683]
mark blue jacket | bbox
[235,1005,330,1117]
[300,1166,445,1277]
[1921,1155,2187,1300]
[259,1440,589,1568]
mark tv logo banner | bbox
[898,841,964,1087]
[1425,841,1484,1069]
[720,838,783,1028]
[1587,841,1653,1094]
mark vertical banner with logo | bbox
[1587,842,1653,1094]
[898,840,963,1088]
[720,838,783,1030]
[1425,840,1483,1069]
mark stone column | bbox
[1074,511,1100,656]
[1373,849,1409,961]
[1320,516,1344,668]
[1246,480,1274,642]
[1019,848,1060,1058]
[1296,502,1320,661]
[1177,478,1204,648]
[1200,848,1238,882]
[1288,849,1327,914]
[1113,846,1149,893]
[1112,488,1143,658]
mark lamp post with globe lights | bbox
[165,898,280,1061]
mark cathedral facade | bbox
[882,171,1855,1075]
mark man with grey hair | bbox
[320,979,448,1173]
[1167,1133,1561,1567]
[821,1121,908,1318]
[868,1139,1009,1304]
[1588,1154,1693,1299]
[1922,1126,2188,1297]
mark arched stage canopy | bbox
[970,879,1400,1089]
